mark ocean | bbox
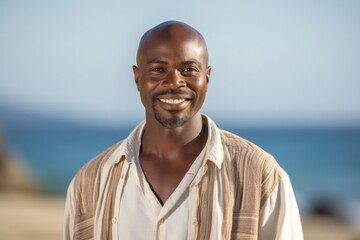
[3,125,360,216]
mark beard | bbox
[152,89,196,128]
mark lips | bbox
[152,90,195,113]
[157,96,191,110]
[154,94,192,113]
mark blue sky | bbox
[1,0,359,128]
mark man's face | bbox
[134,31,210,128]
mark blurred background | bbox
[0,0,359,239]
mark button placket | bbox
[155,217,166,240]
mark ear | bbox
[206,66,211,84]
[133,65,140,91]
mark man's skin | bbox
[133,21,211,205]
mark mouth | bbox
[158,98,187,105]
[153,90,194,111]
[155,96,192,112]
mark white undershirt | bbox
[117,143,207,240]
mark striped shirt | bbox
[64,115,303,240]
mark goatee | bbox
[152,89,196,128]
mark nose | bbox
[162,69,186,89]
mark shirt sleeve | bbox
[63,179,75,240]
[258,172,304,240]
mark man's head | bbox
[133,21,211,128]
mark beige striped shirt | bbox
[64,115,303,239]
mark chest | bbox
[140,155,196,205]
[117,164,192,240]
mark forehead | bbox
[136,24,208,66]
[141,38,206,64]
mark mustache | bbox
[152,89,195,100]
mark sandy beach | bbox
[0,191,65,240]
[1,191,360,240]
[302,215,360,240]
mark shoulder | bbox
[65,140,125,219]
[220,129,284,186]
[220,129,263,152]
[220,129,277,165]
[72,140,124,190]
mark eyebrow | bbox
[182,60,202,69]
[145,59,203,69]
[146,59,168,65]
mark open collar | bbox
[106,115,224,169]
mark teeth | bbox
[160,99,186,104]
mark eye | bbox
[181,67,199,76]
[183,67,196,72]
[150,67,165,72]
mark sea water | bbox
[3,126,360,216]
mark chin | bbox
[158,118,187,128]
[155,112,193,129]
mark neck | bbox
[141,114,207,159]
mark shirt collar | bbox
[109,121,145,165]
[109,115,224,169]
[202,115,224,169]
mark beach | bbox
[302,214,360,240]
[0,191,64,240]
[1,191,359,240]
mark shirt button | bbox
[192,219,198,226]
[112,217,117,224]
[159,218,164,224]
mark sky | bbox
[1,0,359,128]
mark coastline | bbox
[0,191,359,240]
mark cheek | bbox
[138,75,163,93]
[191,81,208,107]
[137,84,153,107]
[192,77,209,94]
[197,79,209,103]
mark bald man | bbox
[64,21,303,240]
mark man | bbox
[64,21,303,240]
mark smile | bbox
[159,99,187,104]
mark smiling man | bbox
[64,21,303,240]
